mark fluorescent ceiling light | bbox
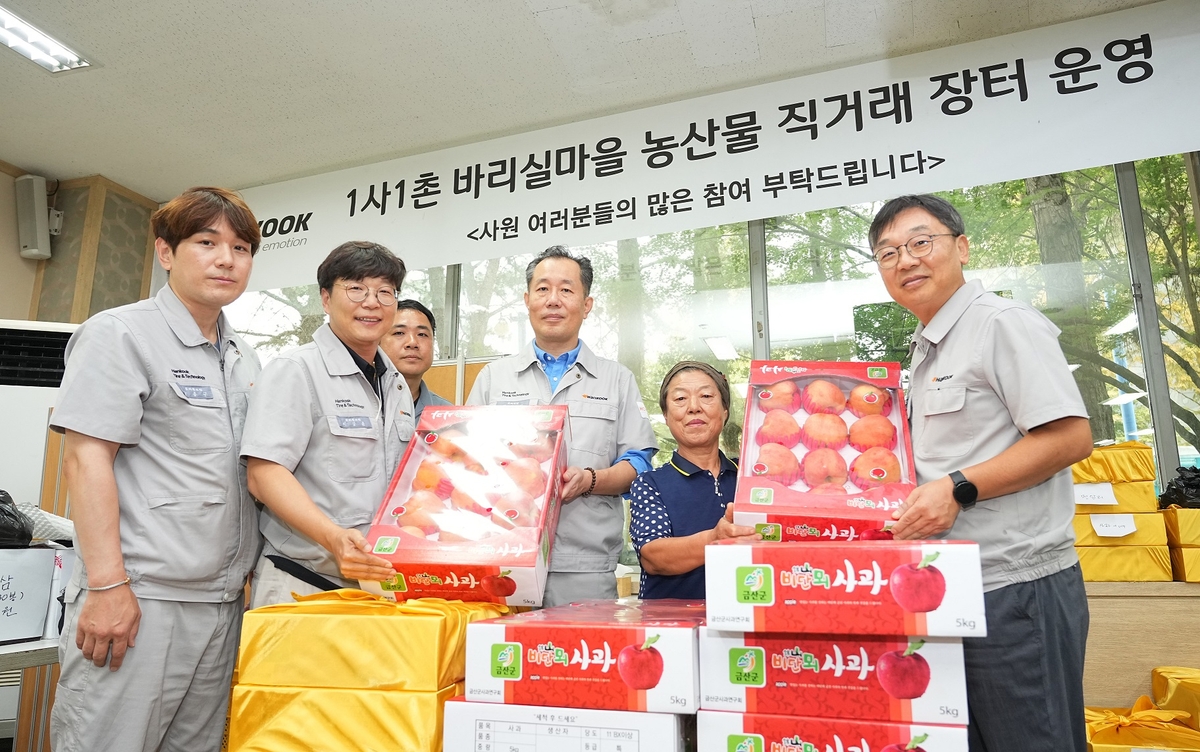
[704,337,739,361]
[1103,391,1146,406]
[0,5,89,73]
[1104,312,1138,336]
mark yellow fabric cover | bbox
[1077,546,1172,582]
[1072,514,1168,547]
[1164,507,1200,548]
[1086,695,1200,751]
[229,682,460,752]
[237,589,504,691]
[1154,668,1200,732]
[1170,548,1200,583]
[1076,481,1160,515]
[1072,441,1157,484]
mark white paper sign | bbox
[238,1,1200,292]
[1090,514,1138,538]
[1074,482,1118,506]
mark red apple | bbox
[450,487,493,516]
[860,528,894,541]
[876,640,931,699]
[881,733,929,752]
[390,490,446,534]
[508,432,556,462]
[502,457,547,497]
[411,459,454,498]
[617,635,664,689]
[889,553,947,613]
[481,570,518,598]
[398,525,427,538]
[492,490,540,529]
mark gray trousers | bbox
[541,570,618,607]
[50,591,242,752]
[964,564,1089,752]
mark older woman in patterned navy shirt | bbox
[629,361,760,599]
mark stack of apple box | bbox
[731,361,915,543]
[360,405,569,607]
[1071,441,1171,582]
[701,539,987,752]
[451,600,706,751]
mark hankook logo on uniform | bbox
[932,374,954,382]
[257,211,313,253]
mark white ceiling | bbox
[0,0,1158,202]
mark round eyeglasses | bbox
[872,233,958,269]
[337,283,397,306]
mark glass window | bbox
[1138,153,1200,468]
[765,167,1150,448]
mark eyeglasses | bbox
[872,233,958,269]
[337,283,397,306]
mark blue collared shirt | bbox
[532,339,653,474]
[629,450,739,600]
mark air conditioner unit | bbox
[15,174,51,260]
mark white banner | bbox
[240,0,1200,292]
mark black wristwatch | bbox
[949,470,978,510]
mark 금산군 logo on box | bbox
[373,537,399,555]
[867,366,888,379]
[755,523,782,542]
[491,643,522,680]
[728,647,767,687]
[749,487,773,505]
[735,565,774,605]
[728,734,764,752]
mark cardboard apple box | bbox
[444,696,688,752]
[736,361,917,540]
[465,599,705,713]
[705,541,986,637]
[698,710,969,752]
[360,405,568,607]
[700,628,967,725]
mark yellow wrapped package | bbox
[229,681,460,751]
[1164,507,1200,547]
[1086,695,1200,751]
[1154,668,1200,732]
[1170,548,1200,583]
[1072,513,1168,547]
[237,589,505,691]
[1077,546,1172,582]
[1073,441,1157,484]
[1076,481,1159,514]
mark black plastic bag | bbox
[1158,466,1200,510]
[0,489,34,548]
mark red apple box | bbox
[359,405,568,607]
[737,361,917,537]
[700,629,967,725]
[698,710,969,752]
[705,541,986,637]
[465,599,705,714]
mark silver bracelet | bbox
[84,576,131,592]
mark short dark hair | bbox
[658,360,731,425]
[868,194,966,250]
[152,186,261,254]
[317,241,406,292]
[396,298,436,334]
[525,245,593,296]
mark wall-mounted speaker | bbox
[16,174,51,260]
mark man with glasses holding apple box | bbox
[870,194,1094,752]
[241,241,414,607]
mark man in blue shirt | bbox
[468,245,658,605]
[382,299,452,421]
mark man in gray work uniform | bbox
[241,241,414,606]
[49,187,262,752]
[468,245,657,606]
[871,194,1094,752]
